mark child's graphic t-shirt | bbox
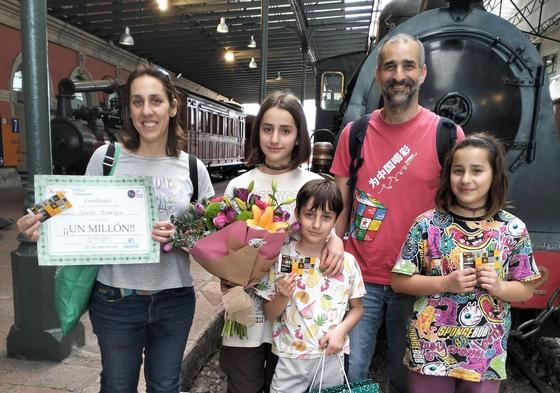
[392,209,541,382]
[256,243,366,359]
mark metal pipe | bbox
[8,0,82,363]
[259,0,269,104]
[21,0,51,201]
[301,48,307,101]
[71,78,121,94]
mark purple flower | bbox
[194,202,205,216]
[224,206,237,223]
[213,212,229,228]
[273,210,290,222]
[162,242,174,253]
[234,188,249,202]
[290,222,301,234]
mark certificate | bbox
[35,175,160,266]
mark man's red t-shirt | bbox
[330,107,464,285]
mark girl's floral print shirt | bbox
[256,243,366,359]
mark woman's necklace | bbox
[262,161,291,171]
[454,201,487,215]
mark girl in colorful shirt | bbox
[391,133,540,393]
[257,179,365,393]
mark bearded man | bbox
[331,33,464,393]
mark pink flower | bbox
[213,212,229,228]
[254,197,268,210]
[210,196,224,203]
[162,242,174,253]
[234,188,249,202]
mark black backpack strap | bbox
[346,113,370,194]
[436,117,457,167]
[188,154,198,203]
[102,143,116,176]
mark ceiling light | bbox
[217,17,229,33]
[275,71,282,81]
[247,35,257,48]
[119,26,134,46]
[224,51,235,62]
[157,0,168,11]
[249,57,257,69]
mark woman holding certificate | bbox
[17,65,214,393]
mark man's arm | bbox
[334,175,352,238]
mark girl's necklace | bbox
[262,162,291,171]
[454,201,486,215]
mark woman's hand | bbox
[151,220,175,244]
[320,233,344,277]
[319,326,346,356]
[16,213,43,241]
[477,264,504,298]
[444,268,477,293]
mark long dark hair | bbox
[121,64,187,156]
[436,132,508,218]
[246,91,311,169]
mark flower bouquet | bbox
[168,179,299,338]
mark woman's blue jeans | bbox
[348,282,414,393]
[89,282,196,393]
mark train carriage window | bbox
[12,70,23,92]
[320,72,344,111]
[189,106,196,131]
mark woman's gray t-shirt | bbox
[86,144,214,290]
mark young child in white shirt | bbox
[256,179,365,393]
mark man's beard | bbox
[381,78,420,111]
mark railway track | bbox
[185,334,560,393]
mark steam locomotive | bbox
[314,0,560,338]
[51,76,247,178]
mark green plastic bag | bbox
[309,379,380,393]
[54,265,99,335]
[309,353,380,393]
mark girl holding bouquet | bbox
[17,65,214,392]
[220,91,345,393]
[391,133,540,393]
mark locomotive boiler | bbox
[316,0,560,337]
[51,78,121,175]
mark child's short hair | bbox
[435,132,508,218]
[296,179,343,218]
[246,90,311,170]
